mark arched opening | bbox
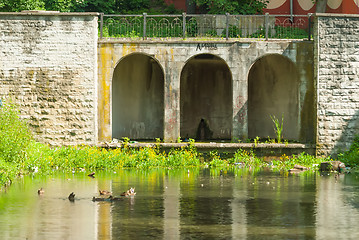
[112,53,164,140]
[180,54,232,141]
[248,54,300,141]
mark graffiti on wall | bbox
[196,43,217,51]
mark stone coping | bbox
[0,11,99,16]
[98,38,311,44]
[315,13,359,18]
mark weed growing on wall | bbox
[270,114,284,143]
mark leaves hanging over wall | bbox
[0,0,181,14]
[192,0,269,15]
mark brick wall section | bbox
[315,14,359,156]
[0,12,98,146]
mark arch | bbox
[112,53,164,140]
[248,54,300,141]
[180,53,232,141]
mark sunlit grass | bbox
[0,100,334,189]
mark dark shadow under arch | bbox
[180,54,232,141]
[112,53,164,140]
[248,54,300,141]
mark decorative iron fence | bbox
[99,13,313,40]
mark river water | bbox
[0,168,358,240]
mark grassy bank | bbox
[0,100,337,188]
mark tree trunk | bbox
[316,0,327,13]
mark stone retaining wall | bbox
[0,12,98,146]
[315,14,359,156]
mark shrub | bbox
[338,135,359,168]
[0,100,33,165]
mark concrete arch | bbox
[248,54,300,141]
[112,53,164,140]
[180,53,233,141]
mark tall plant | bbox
[0,100,33,165]
[270,114,284,143]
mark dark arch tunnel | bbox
[112,53,164,140]
[248,54,301,141]
[180,54,233,141]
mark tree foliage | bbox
[0,0,45,12]
[0,0,268,14]
[0,0,180,14]
[193,0,269,15]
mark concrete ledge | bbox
[98,38,310,44]
[315,13,359,18]
[99,142,316,157]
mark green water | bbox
[0,168,359,239]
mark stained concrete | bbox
[112,53,164,140]
[98,40,315,144]
[248,54,300,141]
[180,54,232,140]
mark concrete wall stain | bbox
[98,44,113,141]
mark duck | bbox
[99,190,112,196]
[68,192,75,202]
[120,187,136,197]
[37,188,44,195]
[88,172,95,178]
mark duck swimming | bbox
[68,192,75,202]
[37,188,44,195]
[88,172,95,178]
[99,190,112,196]
[120,187,136,197]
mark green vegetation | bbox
[0,101,33,188]
[248,25,310,39]
[193,0,268,15]
[0,100,332,189]
[0,0,180,14]
[1,0,307,40]
[0,0,268,14]
[270,114,284,143]
[338,135,359,169]
[101,21,309,40]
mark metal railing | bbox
[99,13,313,40]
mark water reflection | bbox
[0,169,359,239]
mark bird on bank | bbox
[37,188,44,195]
[68,192,75,202]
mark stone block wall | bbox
[0,12,98,146]
[315,14,359,156]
